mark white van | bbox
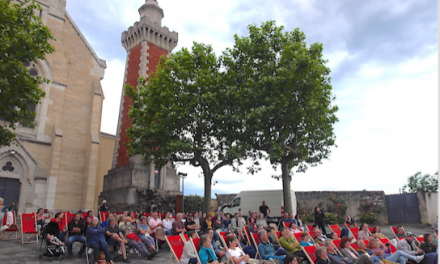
[221,190,296,222]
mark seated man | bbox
[66,213,86,259]
[207,229,225,262]
[356,240,382,264]
[105,217,130,263]
[324,239,374,264]
[395,226,405,238]
[316,246,330,264]
[137,215,156,252]
[100,213,113,228]
[279,228,308,261]
[286,213,297,224]
[256,213,269,230]
[171,213,186,235]
[87,218,113,264]
[314,228,326,244]
[184,213,198,235]
[397,232,430,264]
[258,229,288,261]
[278,213,289,230]
[120,216,154,260]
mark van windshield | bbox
[231,197,241,207]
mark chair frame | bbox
[165,235,185,264]
[250,232,262,260]
[328,224,342,238]
[2,210,19,240]
[189,237,202,264]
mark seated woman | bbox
[294,215,304,231]
[339,237,359,261]
[246,217,257,233]
[358,223,371,240]
[419,233,437,264]
[371,226,387,239]
[300,232,314,247]
[45,219,65,252]
[200,214,212,234]
[35,208,51,233]
[256,213,269,230]
[181,232,198,264]
[213,215,226,232]
[226,234,258,264]
[368,237,424,264]
[315,246,330,264]
[284,254,300,264]
[289,222,302,234]
[199,234,220,264]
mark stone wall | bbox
[418,190,438,225]
[295,191,388,224]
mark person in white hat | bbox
[99,200,108,212]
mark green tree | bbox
[126,43,254,212]
[0,0,55,146]
[184,194,204,213]
[402,171,438,193]
[222,21,338,214]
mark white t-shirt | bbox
[227,247,246,264]
[162,218,174,232]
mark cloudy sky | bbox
[66,0,438,198]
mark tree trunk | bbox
[203,172,212,213]
[281,160,293,214]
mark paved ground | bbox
[0,224,435,264]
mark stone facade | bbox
[101,0,180,208]
[0,0,107,214]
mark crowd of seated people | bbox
[3,200,438,264]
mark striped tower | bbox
[101,0,180,206]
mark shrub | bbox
[358,200,382,224]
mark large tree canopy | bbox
[223,21,339,213]
[127,43,254,211]
[0,0,55,146]
[402,171,438,193]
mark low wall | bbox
[295,191,388,224]
[418,190,438,224]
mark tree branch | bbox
[212,159,234,173]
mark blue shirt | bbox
[223,219,231,228]
[139,223,149,231]
[300,240,314,247]
[100,220,109,228]
[285,219,297,225]
[199,246,217,264]
[258,241,276,260]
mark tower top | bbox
[139,0,164,26]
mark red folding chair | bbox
[250,232,262,260]
[329,224,342,238]
[307,225,314,232]
[21,213,39,244]
[308,230,316,240]
[332,238,342,251]
[2,211,18,240]
[132,212,137,219]
[350,242,359,251]
[180,233,189,242]
[368,227,374,235]
[389,226,405,240]
[293,232,303,243]
[243,226,252,246]
[165,235,184,264]
[284,222,290,228]
[58,213,68,232]
[303,245,317,263]
[82,212,88,220]
[66,212,75,223]
[219,234,233,264]
[192,237,201,252]
[350,228,359,240]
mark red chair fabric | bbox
[350,243,359,251]
[308,230,316,239]
[329,225,341,238]
[333,239,342,250]
[303,245,317,263]
[276,231,281,239]
[192,237,201,252]
[21,213,38,244]
[350,228,359,239]
[252,232,260,245]
[66,212,75,223]
[183,233,189,242]
[284,222,290,228]
[166,235,185,262]
[415,237,424,243]
[391,226,398,235]
[58,213,68,231]
[100,211,109,222]
[132,212,137,219]
[293,232,303,242]
[82,212,88,219]
[368,227,374,234]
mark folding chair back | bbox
[307,225,314,232]
[303,245,317,263]
[332,238,342,250]
[66,212,75,223]
[368,227,374,235]
[293,232,303,243]
[329,225,341,238]
[2,211,18,240]
[350,228,359,239]
[415,237,424,244]
[21,213,39,244]
[192,237,201,252]
[308,230,316,239]
[82,212,88,220]
[250,232,262,260]
[350,242,359,251]
[219,231,228,236]
[243,226,252,246]
[182,233,189,242]
[284,222,290,228]
[165,235,184,264]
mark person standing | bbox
[99,200,108,212]
[314,207,326,236]
[259,201,271,218]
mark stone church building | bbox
[0,0,113,214]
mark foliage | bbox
[324,212,341,225]
[126,43,255,212]
[0,0,55,146]
[402,171,438,193]
[325,195,348,224]
[297,201,314,223]
[184,194,204,213]
[358,200,381,224]
[222,21,338,213]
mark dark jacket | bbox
[45,221,61,239]
[314,212,325,223]
[420,242,437,253]
[87,225,107,247]
[341,227,349,238]
[317,258,331,264]
[68,218,85,236]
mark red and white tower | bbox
[102,0,179,205]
